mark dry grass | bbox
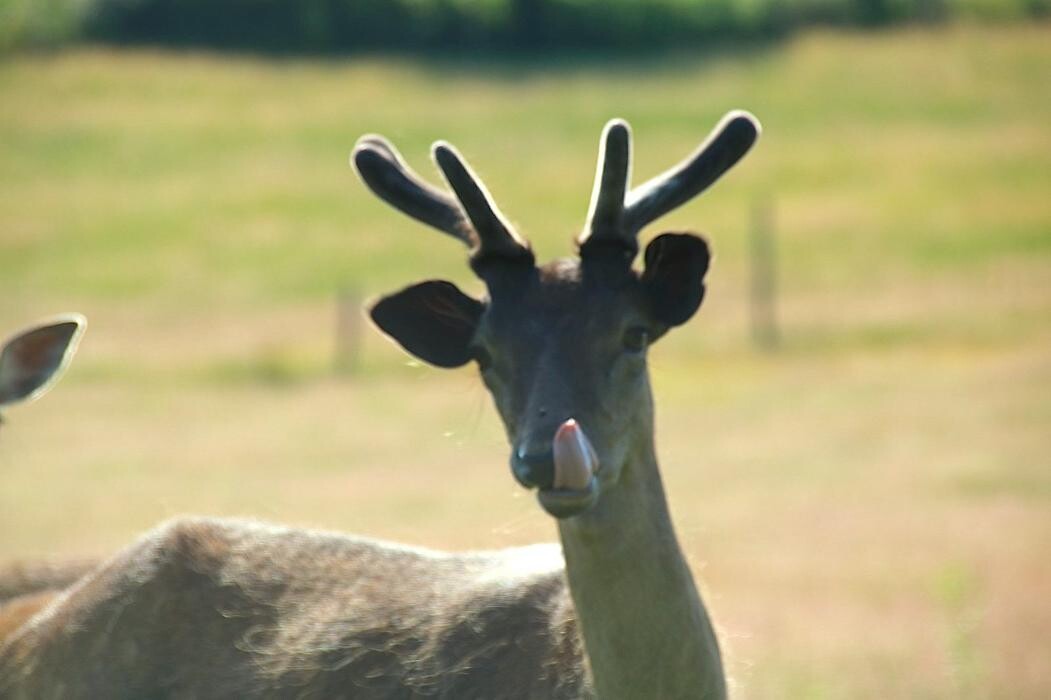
[0,24,1049,698]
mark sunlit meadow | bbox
[1,24,1049,697]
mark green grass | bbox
[1,24,1049,699]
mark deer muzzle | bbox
[536,419,600,519]
[552,419,597,490]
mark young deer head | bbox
[0,315,85,428]
[354,113,758,519]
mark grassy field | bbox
[1,24,1050,698]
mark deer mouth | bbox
[537,419,600,519]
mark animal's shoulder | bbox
[137,516,566,598]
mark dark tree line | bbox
[6,0,1049,53]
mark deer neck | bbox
[556,429,726,699]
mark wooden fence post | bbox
[335,287,361,374]
[750,196,780,350]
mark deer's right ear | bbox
[641,233,711,329]
[370,280,485,368]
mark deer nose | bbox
[511,446,555,490]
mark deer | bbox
[0,315,92,641]
[0,111,759,699]
[0,315,85,426]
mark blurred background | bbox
[1,1,1049,697]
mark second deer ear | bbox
[641,233,712,329]
[0,315,86,408]
[370,280,485,368]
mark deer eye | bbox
[471,346,494,371]
[622,326,649,354]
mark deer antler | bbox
[352,135,471,245]
[352,135,533,268]
[579,110,761,258]
[582,119,633,257]
[432,142,533,264]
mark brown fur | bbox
[0,518,589,699]
[0,592,60,644]
[0,560,97,602]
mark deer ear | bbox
[0,315,86,407]
[370,280,484,368]
[641,233,711,328]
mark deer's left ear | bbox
[641,233,711,328]
[370,280,485,368]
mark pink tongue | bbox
[552,419,597,491]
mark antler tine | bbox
[351,135,473,246]
[579,118,633,254]
[623,111,761,236]
[432,142,533,264]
